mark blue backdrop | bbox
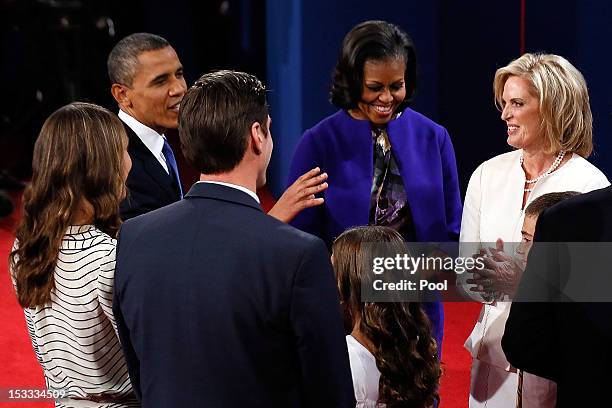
[266,0,612,197]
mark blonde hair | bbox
[493,53,593,157]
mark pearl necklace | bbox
[521,150,565,192]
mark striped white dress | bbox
[16,225,139,408]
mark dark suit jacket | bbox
[120,123,182,220]
[503,186,612,407]
[113,182,355,408]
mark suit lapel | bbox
[124,124,179,201]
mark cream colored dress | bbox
[346,335,381,408]
[459,150,609,408]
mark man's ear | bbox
[111,83,131,109]
[250,122,264,155]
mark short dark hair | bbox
[330,20,417,110]
[107,32,170,86]
[525,191,581,217]
[178,70,269,174]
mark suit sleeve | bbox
[120,189,156,221]
[289,238,355,407]
[287,129,326,240]
[502,210,560,382]
[439,128,463,241]
[112,227,142,400]
[120,198,144,221]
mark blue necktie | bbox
[162,138,183,198]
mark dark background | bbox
[2,0,611,199]
[0,0,266,184]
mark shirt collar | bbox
[118,110,165,158]
[196,181,260,204]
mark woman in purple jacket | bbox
[287,20,462,349]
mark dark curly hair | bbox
[332,226,441,407]
[330,20,417,111]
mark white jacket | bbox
[459,149,610,370]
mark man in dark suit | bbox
[503,186,612,407]
[113,70,355,407]
[108,33,330,222]
[108,33,186,220]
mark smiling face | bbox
[121,46,187,134]
[500,75,543,151]
[353,58,406,125]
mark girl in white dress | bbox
[332,226,440,408]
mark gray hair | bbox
[107,33,170,86]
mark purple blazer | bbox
[287,108,462,351]
[288,108,462,246]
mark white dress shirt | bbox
[196,180,260,204]
[118,110,170,174]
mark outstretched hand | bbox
[267,167,328,224]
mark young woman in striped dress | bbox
[10,102,139,407]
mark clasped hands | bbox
[466,238,525,300]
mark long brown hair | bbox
[10,102,127,308]
[332,226,441,408]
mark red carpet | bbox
[0,191,479,407]
[0,193,51,408]
[440,302,480,407]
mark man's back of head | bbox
[179,70,272,191]
[113,73,354,408]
